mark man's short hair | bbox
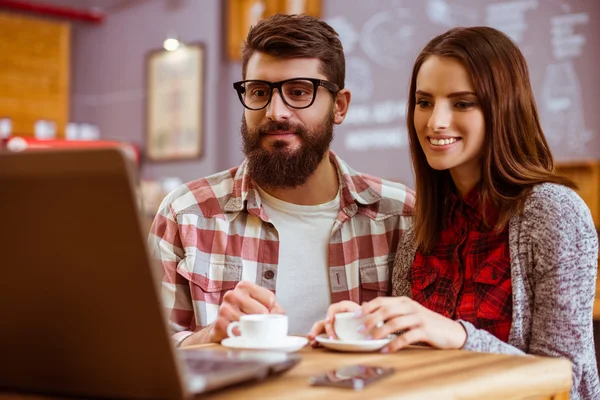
[241,13,345,90]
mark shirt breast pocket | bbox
[359,262,390,302]
[177,255,242,296]
[473,260,512,320]
[410,255,439,297]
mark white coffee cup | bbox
[334,311,368,341]
[226,314,288,346]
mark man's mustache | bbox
[257,122,304,137]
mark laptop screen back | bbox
[0,149,187,399]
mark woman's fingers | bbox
[370,313,423,340]
[383,327,427,353]
[360,297,418,335]
[326,301,361,320]
[359,296,415,318]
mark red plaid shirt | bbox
[149,151,415,344]
[411,187,512,342]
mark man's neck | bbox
[259,152,339,206]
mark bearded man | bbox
[149,14,414,345]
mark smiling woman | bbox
[392,26,599,400]
[317,26,600,400]
[405,27,577,253]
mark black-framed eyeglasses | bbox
[232,77,339,111]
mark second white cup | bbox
[333,311,368,341]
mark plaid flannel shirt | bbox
[411,187,513,342]
[149,152,415,344]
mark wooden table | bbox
[0,343,572,400]
[190,343,571,400]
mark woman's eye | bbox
[455,101,474,109]
[416,99,431,108]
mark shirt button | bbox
[264,270,275,280]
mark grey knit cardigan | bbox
[392,183,600,400]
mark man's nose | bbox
[266,90,292,121]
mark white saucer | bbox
[315,334,394,352]
[221,335,308,353]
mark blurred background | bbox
[0,0,599,219]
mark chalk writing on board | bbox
[541,62,591,153]
[326,16,359,54]
[359,9,415,70]
[550,12,588,59]
[344,128,408,151]
[485,0,538,44]
[426,0,479,27]
[540,8,590,154]
[345,57,374,102]
[343,99,408,151]
[344,100,406,126]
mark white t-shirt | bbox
[257,186,340,335]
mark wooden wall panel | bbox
[556,160,600,228]
[0,12,70,138]
[226,0,321,61]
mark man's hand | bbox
[183,281,285,345]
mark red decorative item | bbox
[5,137,139,164]
[0,0,105,23]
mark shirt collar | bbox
[448,184,498,228]
[223,151,385,221]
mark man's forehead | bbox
[245,53,325,80]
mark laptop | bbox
[0,148,301,399]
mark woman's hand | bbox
[308,301,361,345]
[358,296,467,352]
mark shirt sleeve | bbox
[147,192,197,345]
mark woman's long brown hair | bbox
[406,27,574,253]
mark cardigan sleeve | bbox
[459,320,526,354]
[391,227,416,298]
[461,185,599,400]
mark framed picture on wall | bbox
[146,43,205,161]
[281,0,321,16]
[226,0,321,61]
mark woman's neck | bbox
[449,163,481,197]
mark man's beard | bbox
[241,111,335,189]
